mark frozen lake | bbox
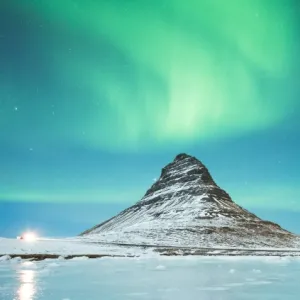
[1,256,300,300]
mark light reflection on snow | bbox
[17,270,36,300]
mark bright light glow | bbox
[22,232,37,242]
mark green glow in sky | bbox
[1,0,300,233]
[15,0,297,150]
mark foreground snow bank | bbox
[1,237,300,260]
[0,238,153,257]
[0,255,11,261]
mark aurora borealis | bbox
[0,1,299,236]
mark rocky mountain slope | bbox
[81,154,299,248]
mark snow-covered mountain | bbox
[81,153,299,248]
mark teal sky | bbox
[0,0,299,236]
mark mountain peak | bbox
[174,153,192,161]
[158,153,213,186]
[81,154,298,249]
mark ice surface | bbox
[0,256,300,300]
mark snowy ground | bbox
[2,238,300,259]
[0,238,152,257]
[1,256,300,300]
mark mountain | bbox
[81,153,299,248]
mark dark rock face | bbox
[81,154,299,248]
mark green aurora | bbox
[0,0,299,225]
[4,0,298,150]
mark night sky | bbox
[1,0,299,237]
